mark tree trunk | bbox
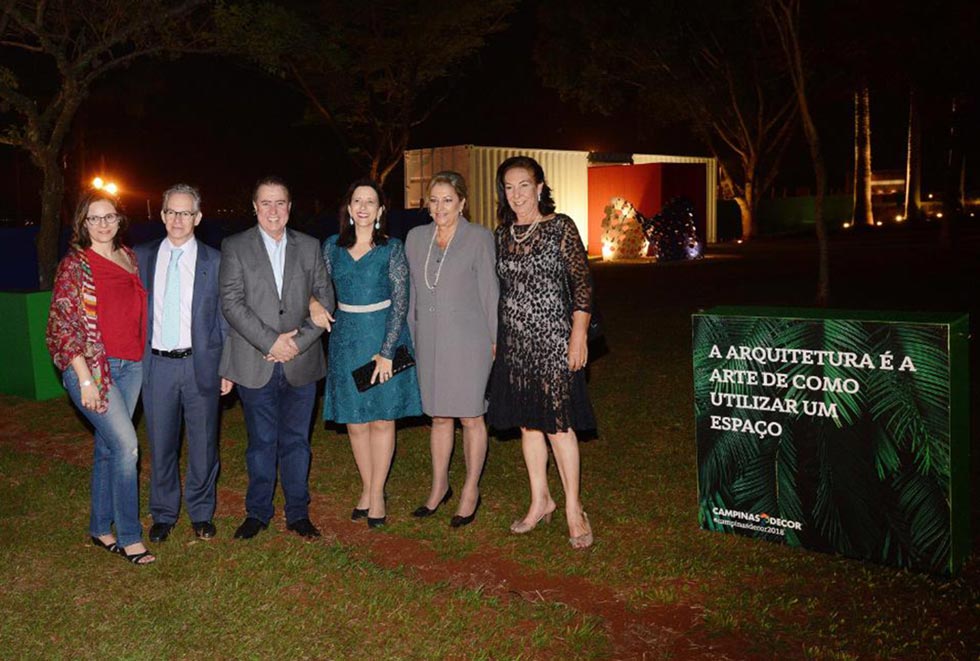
[853,85,873,226]
[941,96,964,248]
[903,86,922,221]
[770,0,829,305]
[36,153,66,289]
[739,177,757,240]
[735,196,754,240]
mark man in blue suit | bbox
[136,183,230,542]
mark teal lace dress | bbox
[321,236,422,424]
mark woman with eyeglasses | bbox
[46,191,154,565]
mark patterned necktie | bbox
[161,248,183,349]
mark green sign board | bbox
[693,306,970,576]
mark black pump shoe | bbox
[350,508,369,521]
[411,487,453,518]
[367,515,387,529]
[450,496,481,529]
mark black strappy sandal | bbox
[90,536,120,554]
[119,547,156,565]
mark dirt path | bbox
[2,417,757,660]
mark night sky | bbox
[0,1,976,222]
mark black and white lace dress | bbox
[487,214,596,433]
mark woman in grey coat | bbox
[405,171,498,527]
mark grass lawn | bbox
[1,224,978,659]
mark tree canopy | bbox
[0,0,208,286]
[215,0,517,183]
[536,0,797,239]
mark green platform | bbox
[0,291,63,400]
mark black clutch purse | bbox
[352,345,416,392]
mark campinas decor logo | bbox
[711,507,803,535]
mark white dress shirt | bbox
[259,227,287,298]
[152,236,198,350]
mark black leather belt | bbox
[152,348,193,359]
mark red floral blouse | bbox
[46,246,144,404]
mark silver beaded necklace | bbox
[424,223,458,290]
[509,216,543,244]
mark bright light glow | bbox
[736,239,743,244]
[601,241,613,261]
[894,214,904,222]
[842,222,852,229]
[104,182,119,195]
[936,212,944,219]
[875,221,883,226]
[928,193,934,199]
[92,177,104,189]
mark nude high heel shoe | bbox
[510,507,554,534]
[568,512,593,549]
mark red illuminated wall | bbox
[586,162,708,255]
[587,164,661,256]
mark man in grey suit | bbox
[137,183,230,542]
[219,176,334,539]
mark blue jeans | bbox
[237,363,316,524]
[63,358,144,547]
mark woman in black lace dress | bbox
[487,156,595,549]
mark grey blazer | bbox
[406,218,498,417]
[219,226,335,388]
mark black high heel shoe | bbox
[367,515,387,529]
[450,495,481,528]
[411,486,453,518]
[350,508,369,521]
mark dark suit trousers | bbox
[144,354,221,524]
[237,363,315,524]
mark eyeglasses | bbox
[163,209,198,220]
[85,213,121,226]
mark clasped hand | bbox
[266,330,300,362]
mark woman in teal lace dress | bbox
[313,179,422,528]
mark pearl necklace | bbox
[510,216,543,244]
[424,223,457,290]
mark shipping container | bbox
[404,145,717,250]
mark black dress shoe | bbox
[367,515,387,529]
[192,521,217,539]
[350,508,369,521]
[286,518,321,539]
[450,496,482,529]
[149,522,175,542]
[233,517,267,540]
[411,487,453,518]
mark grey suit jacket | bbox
[219,226,335,388]
[405,218,498,417]
[136,238,226,393]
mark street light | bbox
[91,176,120,195]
